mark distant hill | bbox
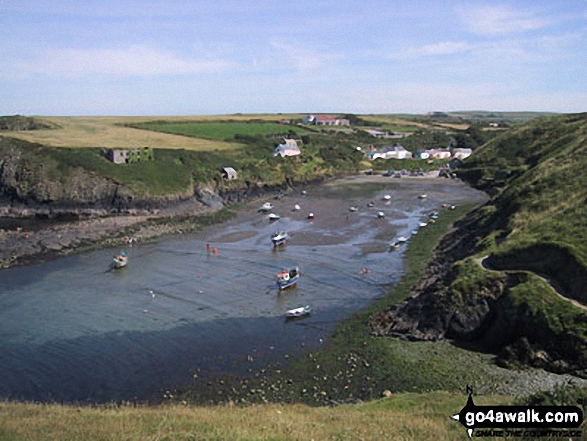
[0,115,56,131]
[372,113,587,374]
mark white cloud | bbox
[457,5,552,35]
[7,45,233,78]
[269,40,338,71]
[390,41,472,60]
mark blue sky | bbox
[1,0,586,115]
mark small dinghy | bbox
[258,202,274,212]
[293,204,301,211]
[397,236,409,243]
[377,211,385,219]
[268,213,280,221]
[418,194,427,199]
[389,242,401,251]
[271,231,289,247]
[307,212,315,220]
[383,195,391,201]
[113,250,128,269]
[277,266,300,290]
[284,305,311,318]
[349,206,358,212]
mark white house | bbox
[369,145,412,160]
[302,115,350,126]
[273,139,301,157]
[452,148,473,160]
[428,149,452,159]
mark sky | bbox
[1,0,586,115]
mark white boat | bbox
[389,242,401,250]
[383,195,391,200]
[377,211,385,219]
[284,305,311,318]
[293,204,301,211]
[113,251,128,269]
[258,202,274,212]
[307,212,315,220]
[268,213,280,221]
[277,266,300,290]
[419,222,428,227]
[271,231,289,246]
[349,206,358,212]
[411,229,418,235]
[418,194,427,199]
[397,236,408,243]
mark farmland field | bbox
[135,120,315,140]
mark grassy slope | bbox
[443,113,587,368]
[461,113,587,267]
[0,392,508,441]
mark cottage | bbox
[428,149,452,160]
[273,139,301,157]
[369,144,413,160]
[106,147,154,164]
[452,148,473,160]
[302,115,350,126]
[221,167,238,180]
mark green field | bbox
[134,120,315,141]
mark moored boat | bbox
[276,266,300,290]
[113,250,128,269]
[258,202,274,212]
[377,211,385,219]
[284,305,311,318]
[268,213,280,221]
[271,231,289,246]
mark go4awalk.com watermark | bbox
[451,386,583,438]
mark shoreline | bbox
[0,173,448,270]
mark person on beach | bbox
[206,243,211,253]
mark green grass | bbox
[0,392,511,441]
[133,121,314,141]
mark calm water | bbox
[0,179,485,403]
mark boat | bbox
[276,266,300,290]
[419,222,428,227]
[268,213,280,221]
[113,250,128,269]
[349,206,358,212]
[284,305,311,318]
[418,194,427,199]
[377,211,385,219]
[293,204,301,211]
[389,242,401,251]
[411,229,418,235]
[271,231,289,247]
[307,212,315,220]
[383,195,391,200]
[367,201,375,207]
[397,236,408,243]
[258,202,274,212]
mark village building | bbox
[427,149,452,159]
[452,148,473,160]
[302,115,350,126]
[105,147,154,164]
[273,139,301,157]
[368,144,412,160]
[221,167,238,180]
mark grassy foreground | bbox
[0,392,508,441]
